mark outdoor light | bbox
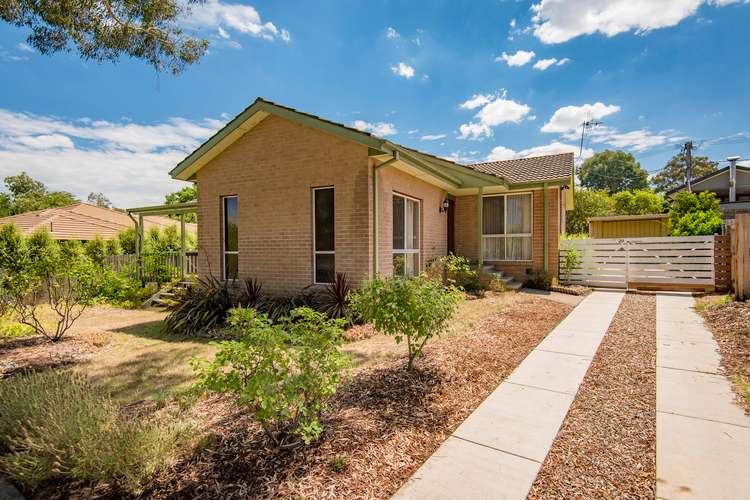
[440,199,450,213]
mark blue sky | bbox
[1,0,749,207]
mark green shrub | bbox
[0,316,34,340]
[560,248,582,284]
[84,235,108,266]
[163,275,241,336]
[524,270,553,290]
[192,307,349,447]
[90,267,155,308]
[426,253,486,294]
[0,371,193,493]
[348,275,462,369]
[670,191,723,236]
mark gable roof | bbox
[170,97,574,191]
[466,153,575,184]
[666,164,750,196]
[0,203,197,240]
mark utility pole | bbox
[577,120,602,175]
[684,141,694,192]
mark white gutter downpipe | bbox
[728,156,740,203]
[373,152,399,276]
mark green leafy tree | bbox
[612,190,666,215]
[566,189,615,235]
[670,191,723,236]
[0,172,78,215]
[84,236,108,266]
[193,307,350,447]
[116,228,136,254]
[348,275,462,370]
[165,185,197,223]
[87,192,112,208]
[580,150,649,193]
[652,153,718,193]
[1,0,209,74]
[0,225,100,342]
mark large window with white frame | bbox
[221,195,238,280]
[482,192,533,261]
[392,193,420,276]
[313,187,335,284]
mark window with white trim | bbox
[222,196,238,280]
[313,187,335,284]
[482,192,532,261]
[392,193,420,276]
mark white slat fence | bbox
[560,236,715,289]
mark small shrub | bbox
[329,456,349,473]
[348,275,462,369]
[318,272,352,320]
[524,270,553,291]
[560,248,582,284]
[192,307,350,447]
[0,371,193,494]
[163,275,238,336]
[89,267,155,308]
[426,254,486,294]
[242,277,263,307]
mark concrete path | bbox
[393,290,625,500]
[656,293,750,500]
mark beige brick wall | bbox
[376,165,448,275]
[196,115,372,295]
[453,187,561,281]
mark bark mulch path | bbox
[528,293,656,499]
[140,295,572,499]
[697,297,750,414]
[0,331,109,378]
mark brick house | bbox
[170,98,574,295]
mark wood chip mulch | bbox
[138,295,572,500]
[528,293,656,499]
[698,298,750,414]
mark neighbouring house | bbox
[0,203,197,242]
[169,98,574,294]
[588,213,670,238]
[667,157,750,222]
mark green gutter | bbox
[478,187,484,268]
[542,182,549,272]
[373,152,399,276]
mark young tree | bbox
[652,153,718,193]
[612,190,666,215]
[670,191,723,236]
[580,150,649,193]
[165,185,197,223]
[566,189,615,235]
[1,0,209,74]
[87,192,112,208]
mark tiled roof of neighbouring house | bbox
[0,203,197,241]
[465,152,575,184]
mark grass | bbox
[0,317,34,340]
[695,294,734,312]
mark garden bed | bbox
[130,294,572,499]
[529,293,656,498]
[550,284,591,296]
[696,295,750,413]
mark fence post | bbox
[734,214,750,300]
[180,214,186,279]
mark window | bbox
[393,193,420,276]
[222,196,238,280]
[313,187,335,284]
[482,193,532,261]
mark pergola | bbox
[126,201,197,279]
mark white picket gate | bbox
[559,236,715,289]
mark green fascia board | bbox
[127,201,198,216]
[170,99,387,180]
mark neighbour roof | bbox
[466,153,575,184]
[666,164,750,196]
[0,203,197,240]
[170,97,575,190]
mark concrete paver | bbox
[656,293,750,500]
[393,290,625,500]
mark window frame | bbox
[312,186,335,285]
[221,195,239,281]
[392,192,421,277]
[482,191,534,262]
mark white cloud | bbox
[407,129,419,135]
[529,0,735,44]
[390,62,415,79]
[15,43,34,53]
[586,126,686,151]
[495,49,536,66]
[183,0,290,42]
[442,150,482,164]
[486,142,593,161]
[458,91,531,140]
[217,27,230,39]
[557,57,571,66]
[0,109,224,207]
[420,134,447,141]
[541,102,621,133]
[351,120,398,136]
[510,18,517,28]
[386,27,400,39]
[533,58,558,70]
